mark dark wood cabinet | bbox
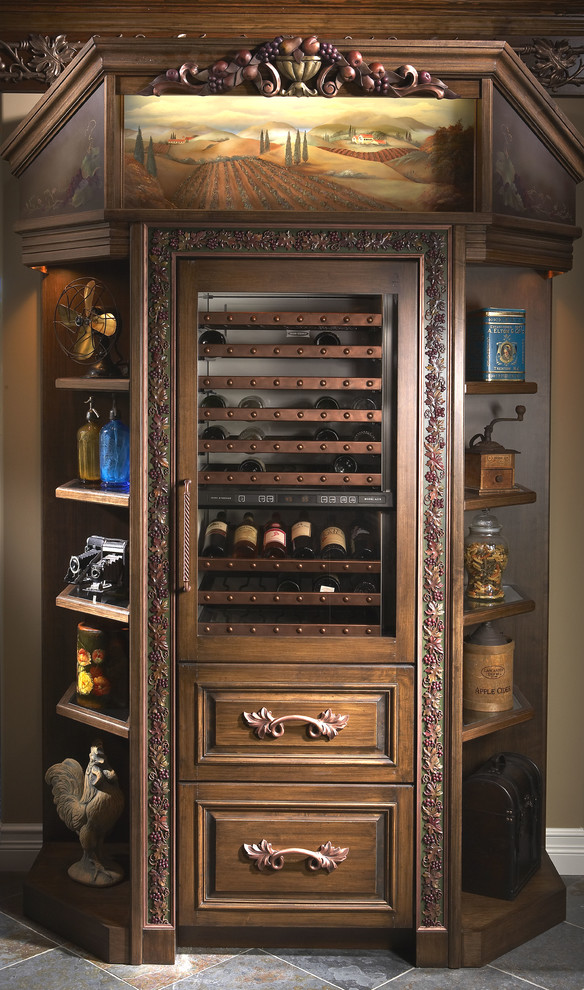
[2,35,584,969]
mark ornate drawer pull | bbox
[242,707,349,739]
[243,839,349,873]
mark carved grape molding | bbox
[146,224,450,929]
[2,32,583,94]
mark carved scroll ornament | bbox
[0,34,82,85]
[243,706,349,739]
[141,34,458,99]
[244,839,349,872]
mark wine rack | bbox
[196,303,393,639]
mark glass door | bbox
[177,257,418,664]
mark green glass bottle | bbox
[77,396,100,485]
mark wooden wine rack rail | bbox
[198,559,381,573]
[198,590,379,606]
[200,311,382,328]
[200,376,381,390]
[200,344,382,358]
[198,622,381,637]
[199,471,381,486]
[199,409,381,422]
[198,439,381,454]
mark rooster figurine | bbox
[45,739,125,887]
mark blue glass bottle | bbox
[99,395,130,491]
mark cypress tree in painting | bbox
[259,130,265,154]
[285,131,292,166]
[146,137,157,177]
[265,130,271,151]
[134,126,144,164]
[302,131,309,163]
[294,130,301,165]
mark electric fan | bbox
[54,277,126,378]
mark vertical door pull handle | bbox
[181,478,192,592]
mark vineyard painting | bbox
[123,95,475,212]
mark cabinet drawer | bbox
[178,782,413,929]
[179,663,414,782]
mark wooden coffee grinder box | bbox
[465,406,525,496]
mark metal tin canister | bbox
[463,621,514,712]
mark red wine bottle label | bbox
[263,527,286,549]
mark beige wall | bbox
[547,100,584,829]
[1,94,43,822]
[0,92,583,830]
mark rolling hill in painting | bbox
[123,96,475,212]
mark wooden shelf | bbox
[200,311,382,328]
[465,381,537,394]
[56,683,129,738]
[463,585,535,626]
[24,843,131,964]
[462,687,534,742]
[56,480,130,507]
[55,377,129,391]
[461,854,565,968]
[56,585,129,623]
[464,484,536,511]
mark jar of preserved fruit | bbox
[464,509,509,601]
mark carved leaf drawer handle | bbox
[243,839,349,873]
[242,707,349,739]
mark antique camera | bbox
[66,535,128,595]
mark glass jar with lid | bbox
[464,509,509,601]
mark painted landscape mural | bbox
[124,95,475,212]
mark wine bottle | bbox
[353,578,377,593]
[291,513,315,559]
[352,427,377,443]
[312,573,341,593]
[201,510,228,557]
[350,521,376,559]
[238,457,266,472]
[233,511,258,558]
[277,578,301,592]
[239,426,266,440]
[333,454,358,473]
[199,329,226,345]
[314,427,339,442]
[320,520,347,560]
[263,513,287,558]
[352,395,377,410]
[315,395,339,409]
[315,331,340,346]
[200,425,228,439]
[200,392,227,408]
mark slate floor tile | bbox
[491,921,584,990]
[95,948,244,990]
[566,877,584,929]
[0,911,57,968]
[0,945,131,989]
[267,946,413,990]
[387,966,552,989]
[161,948,340,989]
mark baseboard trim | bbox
[546,827,584,876]
[0,822,42,871]
[0,822,581,878]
